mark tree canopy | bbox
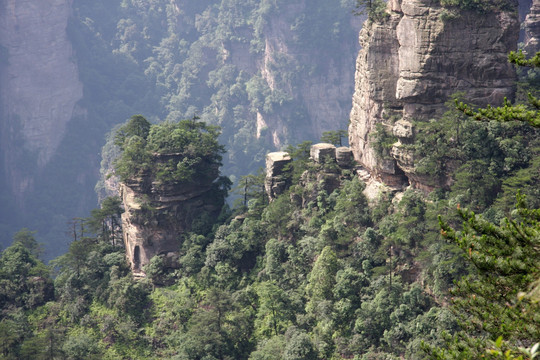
[112,115,225,184]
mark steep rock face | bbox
[523,0,540,54]
[120,154,223,273]
[0,0,83,203]
[239,1,363,148]
[349,0,519,190]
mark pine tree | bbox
[428,51,540,359]
[429,196,539,359]
[456,51,540,128]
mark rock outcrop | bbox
[349,0,519,190]
[0,0,84,203]
[265,151,292,201]
[265,144,355,203]
[310,143,336,163]
[120,154,224,274]
[523,0,540,54]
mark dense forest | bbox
[1,0,539,359]
[1,50,539,357]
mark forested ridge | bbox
[1,65,539,357]
[74,0,361,196]
[1,2,540,359]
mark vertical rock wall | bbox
[0,0,84,205]
[238,0,363,148]
[349,0,519,190]
[523,0,540,54]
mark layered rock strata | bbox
[310,143,337,163]
[265,151,292,201]
[349,0,519,190]
[523,0,540,54]
[120,154,224,273]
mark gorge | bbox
[0,0,538,359]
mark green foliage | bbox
[432,195,540,359]
[355,0,389,21]
[370,123,397,160]
[411,94,539,211]
[456,51,540,128]
[0,160,468,360]
[249,335,286,360]
[306,246,338,307]
[12,228,42,258]
[438,0,514,12]
[255,281,294,338]
[62,330,103,360]
[457,96,540,128]
[233,168,267,213]
[114,114,151,149]
[113,115,225,184]
[0,242,52,311]
[87,196,123,246]
[320,130,348,147]
[9,65,540,359]
[509,50,540,68]
[1,0,362,261]
[282,327,319,360]
[285,140,314,183]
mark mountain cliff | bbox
[349,0,519,191]
[0,0,83,205]
[110,116,229,275]
[524,0,540,54]
[120,162,225,275]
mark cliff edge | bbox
[349,0,519,190]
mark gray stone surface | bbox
[392,120,414,139]
[349,0,519,190]
[524,0,540,55]
[336,147,354,168]
[0,0,84,201]
[265,151,292,200]
[120,154,223,274]
[310,143,336,163]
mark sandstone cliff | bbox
[349,0,519,190]
[0,0,84,204]
[120,154,225,274]
[523,0,540,54]
[254,3,362,148]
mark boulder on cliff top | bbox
[336,147,354,168]
[266,152,291,177]
[265,152,292,201]
[310,143,336,163]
